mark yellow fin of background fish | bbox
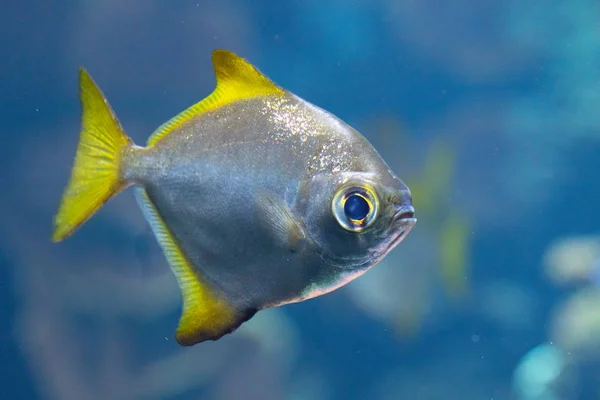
[409,138,454,217]
[440,214,470,300]
[404,137,470,301]
[135,188,240,346]
[52,68,132,242]
[147,49,285,147]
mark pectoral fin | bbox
[256,191,306,252]
[135,188,253,346]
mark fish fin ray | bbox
[135,187,248,346]
[147,49,284,147]
[52,68,132,242]
[256,191,306,251]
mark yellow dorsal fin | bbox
[147,49,284,147]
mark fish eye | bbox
[332,185,379,232]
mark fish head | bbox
[301,168,416,272]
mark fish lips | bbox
[391,205,417,238]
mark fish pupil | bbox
[344,194,370,222]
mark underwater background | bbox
[2,0,600,399]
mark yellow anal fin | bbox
[135,188,244,346]
[52,68,132,242]
[147,49,284,147]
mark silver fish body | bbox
[52,50,416,346]
[126,91,413,307]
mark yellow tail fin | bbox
[52,68,132,242]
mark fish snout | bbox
[389,203,416,244]
[392,187,415,220]
[392,187,416,228]
[393,204,416,223]
[394,205,414,219]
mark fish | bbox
[52,49,417,346]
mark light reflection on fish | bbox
[52,50,416,346]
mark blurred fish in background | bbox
[512,235,600,400]
[544,235,600,363]
[347,116,472,339]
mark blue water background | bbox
[2,1,600,399]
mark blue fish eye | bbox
[344,193,370,222]
[332,185,379,232]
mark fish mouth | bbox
[365,206,416,265]
[390,205,416,239]
[323,206,417,271]
[393,205,416,226]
